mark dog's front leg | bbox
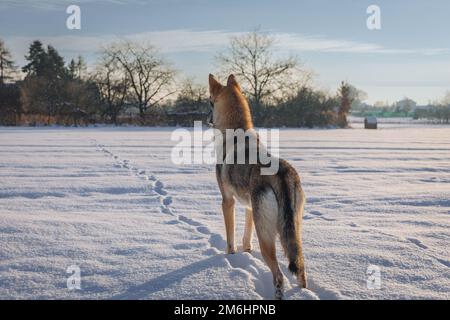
[242,208,254,252]
[222,197,236,254]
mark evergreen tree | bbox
[46,45,67,79]
[23,41,67,79]
[68,59,77,79]
[22,40,46,76]
[68,55,87,80]
[0,39,17,84]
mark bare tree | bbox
[0,39,17,84]
[394,97,416,116]
[106,41,176,118]
[216,31,312,108]
[177,78,208,103]
[92,53,128,124]
[172,78,210,113]
[441,91,450,106]
[438,91,450,124]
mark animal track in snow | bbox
[92,139,341,300]
[406,237,428,249]
[304,211,337,222]
[154,181,167,196]
[178,215,202,227]
[162,196,172,206]
[436,258,450,269]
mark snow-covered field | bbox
[0,124,449,300]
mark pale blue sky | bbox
[1,0,450,104]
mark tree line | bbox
[351,95,450,123]
[0,31,375,127]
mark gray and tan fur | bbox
[209,74,307,300]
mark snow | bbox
[0,124,449,300]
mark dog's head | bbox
[208,74,253,131]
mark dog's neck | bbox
[214,97,254,132]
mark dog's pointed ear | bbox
[227,74,241,91]
[209,74,222,97]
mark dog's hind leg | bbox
[253,189,284,300]
[242,207,254,252]
[255,225,284,300]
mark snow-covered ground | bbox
[0,124,449,300]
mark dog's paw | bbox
[226,245,237,254]
[298,270,307,289]
[243,246,253,253]
[242,237,252,253]
[274,288,284,300]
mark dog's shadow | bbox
[110,255,234,300]
[109,246,320,300]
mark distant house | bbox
[364,116,377,129]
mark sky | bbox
[1,0,450,104]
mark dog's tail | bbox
[277,177,307,288]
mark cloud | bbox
[273,33,450,56]
[0,0,150,10]
[5,29,450,59]
[4,30,239,65]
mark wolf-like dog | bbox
[208,74,307,300]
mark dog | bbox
[208,74,307,300]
